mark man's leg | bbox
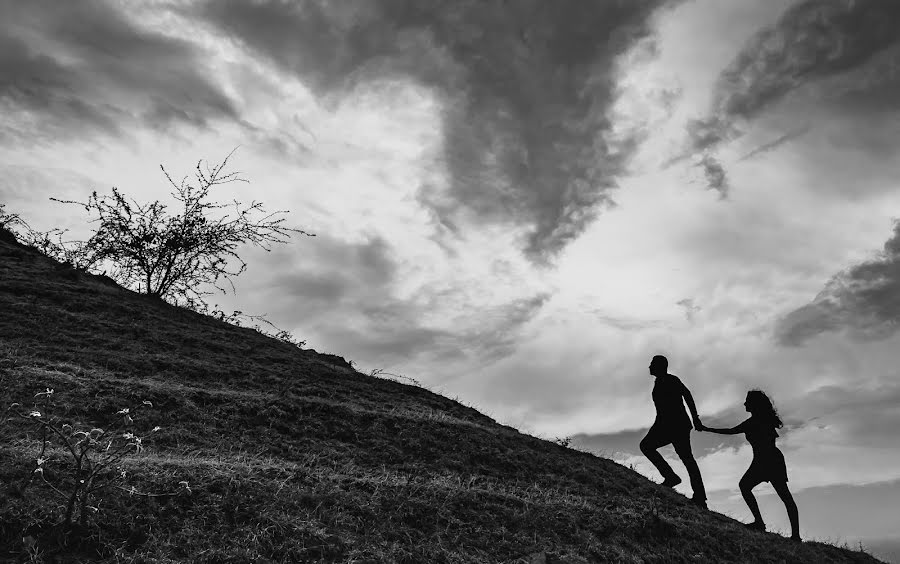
[640,429,680,486]
[672,433,706,504]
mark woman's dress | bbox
[740,416,788,483]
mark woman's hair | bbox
[746,390,783,429]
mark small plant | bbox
[271,329,306,349]
[554,436,573,449]
[21,534,43,563]
[18,227,107,271]
[199,304,306,348]
[4,388,187,530]
[0,202,25,230]
[369,368,421,387]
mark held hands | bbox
[694,419,706,432]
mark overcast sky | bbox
[3,0,900,558]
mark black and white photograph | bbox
[2,1,900,562]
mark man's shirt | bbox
[652,373,692,431]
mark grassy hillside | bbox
[0,229,886,563]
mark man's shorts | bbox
[641,422,692,449]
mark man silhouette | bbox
[639,355,707,508]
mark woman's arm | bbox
[699,419,748,435]
[700,425,743,435]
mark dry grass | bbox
[0,229,887,563]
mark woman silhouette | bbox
[699,390,800,541]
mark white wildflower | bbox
[29,410,41,418]
[117,408,130,415]
[152,426,161,432]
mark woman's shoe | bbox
[790,534,802,542]
[743,521,766,532]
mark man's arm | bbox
[680,380,702,428]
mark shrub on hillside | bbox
[21,151,315,310]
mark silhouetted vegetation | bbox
[0,203,25,232]
[4,152,314,348]
[20,151,314,310]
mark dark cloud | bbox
[777,221,900,346]
[795,382,900,446]
[247,234,549,367]
[329,292,551,367]
[697,154,728,197]
[591,311,668,331]
[678,0,900,180]
[198,0,669,261]
[0,0,238,144]
[0,34,124,141]
[714,0,900,123]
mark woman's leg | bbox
[739,471,765,526]
[772,480,800,540]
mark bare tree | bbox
[41,151,314,309]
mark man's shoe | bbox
[660,476,682,488]
[743,521,766,532]
[790,534,802,542]
[691,496,707,510]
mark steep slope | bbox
[0,230,885,563]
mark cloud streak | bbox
[737,124,812,161]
